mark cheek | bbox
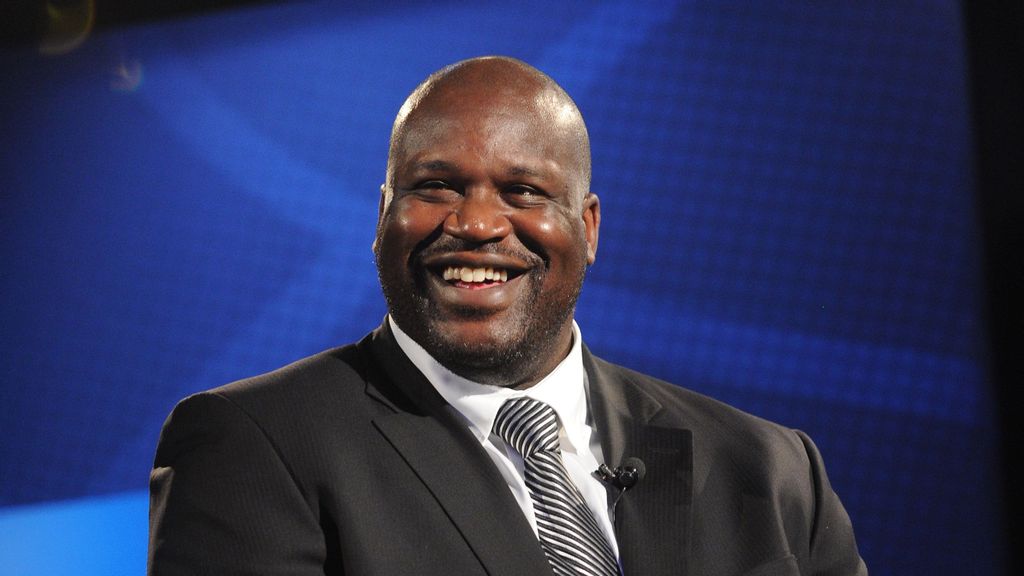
[382,201,446,250]
[515,210,586,264]
[534,220,556,236]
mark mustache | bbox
[414,235,544,266]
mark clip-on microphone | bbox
[594,457,646,506]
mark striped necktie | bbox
[493,397,619,576]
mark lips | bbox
[415,252,534,313]
[422,249,533,286]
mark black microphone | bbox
[595,457,646,491]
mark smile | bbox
[421,253,533,298]
[441,266,509,284]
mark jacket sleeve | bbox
[796,430,868,576]
[148,392,328,576]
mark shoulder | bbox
[213,341,369,404]
[587,354,866,573]
[156,332,391,452]
[153,334,399,490]
[156,342,367,444]
[589,353,813,472]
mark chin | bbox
[424,317,528,368]
[382,269,582,385]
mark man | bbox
[148,56,867,576]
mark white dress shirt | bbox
[388,316,619,558]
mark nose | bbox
[443,190,512,243]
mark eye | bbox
[508,185,537,195]
[408,180,460,202]
[503,184,547,206]
[419,180,451,190]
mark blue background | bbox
[0,1,1007,574]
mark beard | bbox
[376,239,588,387]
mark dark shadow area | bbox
[964,2,1024,574]
[1,0,274,47]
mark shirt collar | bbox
[388,315,590,454]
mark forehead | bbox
[403,107,553,155]
[393,90,584,178]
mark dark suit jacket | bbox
[149,322,866,575]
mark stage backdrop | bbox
[0,1,1005,574]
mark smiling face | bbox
[373,58,599,388]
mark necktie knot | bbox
[493,397,560,458]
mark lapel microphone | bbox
[595,457,646,491]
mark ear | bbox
[372,183,390,253]
[582,192,600,265]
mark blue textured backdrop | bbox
[0,1,1005,574]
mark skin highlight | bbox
[373,56,599,389]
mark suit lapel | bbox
[584,347,693,576]
[359,324,554,576]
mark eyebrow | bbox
[409,161,547,180]
[507,165,545,179]
[412,160,458,173]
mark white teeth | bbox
[442,266,510,284]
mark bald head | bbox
[385,56,591,197]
